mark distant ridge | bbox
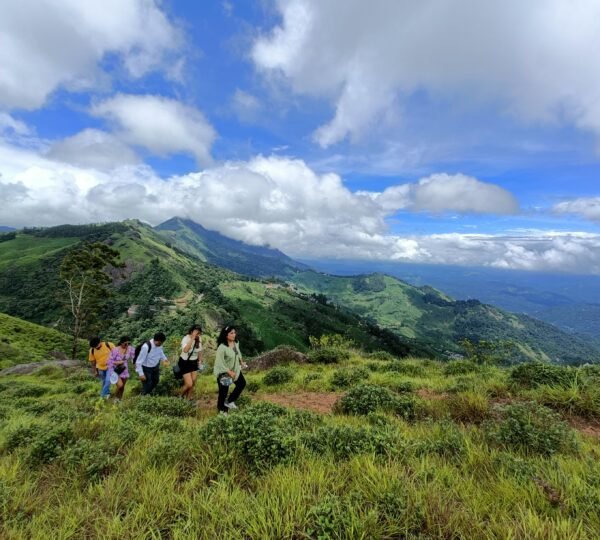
[155,217,309,277]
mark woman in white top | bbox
[179,324,203,400]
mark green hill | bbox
[155,217,308,277]
[290,271,600,364]
[0,312,82,369]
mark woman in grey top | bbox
[213,325,247,414]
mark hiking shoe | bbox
[225,401,237,409]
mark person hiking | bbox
[213,325,247,414]
[107,335,133,402]
[178,324,203,400]
[135,332,168,395]
[89,336,115,399]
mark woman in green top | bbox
[213,325,247,413]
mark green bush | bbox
[128,396,197,417]
[152,370,181,396]
[391,395,419,421]
[510,362,575,389]
[287,409,323,430]
[375,486,426,535]
[200,402,295,472]
[446,391,490,424]
[330,366,369,388]
[27,424,74,466]
[4,424,39,451]
[245,380,260,393]
[263,366,295,386]
[444,360,479,376]
[307,347,350,364]
[336,384,396,416]
[302,425,373,459]
[61,439,120,480]
[147,433,198,467]
[484,402,578,456]
[366,351,396,362]
[303,373,322,384]
[388,381,415,394]
[306,496,352,539]
[384,362,425,377]
[9,383,49,398]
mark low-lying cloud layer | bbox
[1,139,598,274]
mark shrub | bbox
[27,424,74,466]
[444,360,479,376]
[128,396,197,417]
[307,347,350,364]
[9,383,49,398]
[384,362,425,377]
[484,402,578,456]
[200,402,295,472]
[375,486,426,535]
[336,384,396,416]
[263,366,295,386]
[366,351,396,362]
[330,366,369,388]
[4,424,39,451]
[287,409,323,430]
[392,395,419,421]
[147,434,198,467]
[302,425,373,459]
[152,369,182,396]
[306,496,352,539]
[61,439,120,480]
[446,392,490,424]
[534,385,600,419]
[303,373,322,384]
[510,362,575,389]
[388,381,415,394]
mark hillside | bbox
[0,221,423,359]
[0,312,85,369]
[155,217,308,277]
[290,271,600,364]
[1,347,599,538]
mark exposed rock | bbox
[249,346,307,370]
[0,359,82,376]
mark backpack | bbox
[133,341,152,364]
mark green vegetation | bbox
[1,348,599,538]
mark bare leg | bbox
[180,372,193,399]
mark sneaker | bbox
[225,401,238,409]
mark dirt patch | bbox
[567,416,600,438]
[417,388,448,401]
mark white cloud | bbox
[0,0,182,110]
[252,0,600,147]
[46,129,140,171]
[91,94,216,165]
[0,140,597,273]
[231,89,262,123]
[0,113,30,136]
[362,174,519,215]
[554,197,600,222]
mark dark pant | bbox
[142,365,160,395]
[217,372,246,412]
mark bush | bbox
[388,381,415,394]
[302,425,373,459]
[392,395,419,421]
[366,351,396,362]
[484,402,578,456]
[200,402,295,472]
[330,366,370,388]
[128,396,197,417]
[384,362,425,377]
[27,424,74,466]
[263,366,295,386]
[306,496,352,539]
[375,486,426,534]
[61,439,120,480]
[336,384,396,416]
[307,347,350,364]
[4,424,39,451]
[303,373,322,385]
[9,383,49,398]
[152,370,181,396]
[510,362,575,389]
[288,409,323,430]
[245,380,260,393]
[444,360,479,376]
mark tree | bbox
[459,338,517,365]
[60,242,122,359]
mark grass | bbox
[0,350,599,539]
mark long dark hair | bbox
[187,324,202,335]
[217,325,237,347]
[117,335,131,346]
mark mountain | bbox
[290,270,600,364]
[302,259,600,339]
[0,220,423,358]
[155,217,309,277]
[0,219,598,364]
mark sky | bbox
[1,0,600,273]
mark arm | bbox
[182,336,193,354]
[107,348,116,371]
[88,348,98,375]
[135,344,149,377]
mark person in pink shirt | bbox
[107,335,134,401]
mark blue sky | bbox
[1,0,600,273]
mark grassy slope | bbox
[0,313,85,369]
[291,271,600,363]
[0,352,599,538]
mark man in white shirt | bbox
[135,332,168,395]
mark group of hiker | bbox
[88,324,247,414]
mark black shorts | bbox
[178,357,198,375]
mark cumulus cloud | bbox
[231,89,262,123]
[0,139,597,273]
[46,129,140,171]
[363,174,519,214]
[554,197,600,222]
[0,113,30,136]
[0,0,182,110]
[252,0,600,146]
[90,94,217,165]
